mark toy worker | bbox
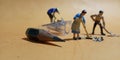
[47,8,60,23]
[91,10,105,35]
[71,10,87,40]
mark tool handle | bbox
[81,19,90,37]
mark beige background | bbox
[0,0,120,60]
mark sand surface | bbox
[0,0,120,60]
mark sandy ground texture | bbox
[0,0,120,60]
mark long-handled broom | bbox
[81,19,92,39]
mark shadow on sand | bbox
[22,38,62,47]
